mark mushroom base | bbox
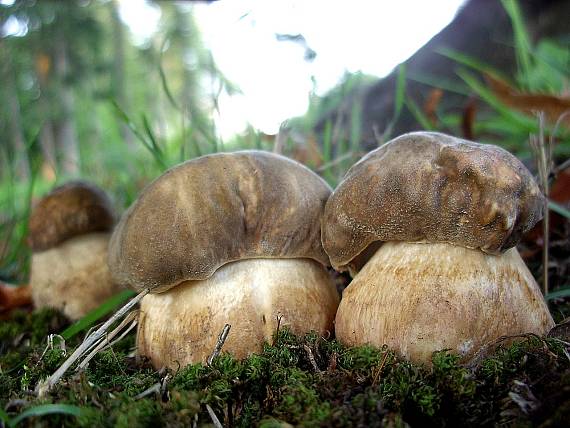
[335,242,554,365]
[30,233,122,320]
[137,258,340,369]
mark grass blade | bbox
[159,63,181,112]
[436,47,511,83]
[405,97,434,130]
[548,200,570,219]
[500,0,532,89]
[142,114,167,169]
[407,70,470,96]
[10,404,82,426]
[545,286,570,301]
[393,63,407,121]
[112,101,168,170]
[60,289,136,340]
[456,69,537,131]
[0,408,12,427]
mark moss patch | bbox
[0,308,569,427]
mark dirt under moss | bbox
[0,306,569,428]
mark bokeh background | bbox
[1,0,569,284]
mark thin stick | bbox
[316,151,358,172]
[35,288,149,396]
[134,383,161,400]
[77,312,139,371]
[206,404,224,428]
[207,324,231,366]
[303,344,321,374]
[529,112,552,295]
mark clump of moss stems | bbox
[1,308,569,427]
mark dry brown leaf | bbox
[0,282,32,313]
[423,88,444,126]
[484,72,570,128]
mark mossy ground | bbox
[1,302,569,428]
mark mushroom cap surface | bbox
[28,181,115,252]
[322,132,544,272]
[109,151,332,293]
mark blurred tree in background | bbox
[0,0,228,192]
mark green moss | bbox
[1,319,569,427]
[0,308,68,347]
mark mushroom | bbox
[108,151,340,369]
[322,132,554,364]
[28,181,123,320]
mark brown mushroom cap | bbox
[28,181,115,252]
[322,132,544,272]
[108,151,332,293]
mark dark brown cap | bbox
[322,132,544,272]
[28,181,115,251]
[108,151,332,293]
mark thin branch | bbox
[134,383,161,400]
[529,112,552,295]
[316,151,359,172]
[207,324,231,366]
[303,344,321,373]
[35,288,149,397]
[77,311,139,371]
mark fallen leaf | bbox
[423,88,444,126]
[461,98,477,140]
[484,73,570,128]
[0,282,32,313]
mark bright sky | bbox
[121,0,467,138]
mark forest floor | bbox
[0,303,569,428]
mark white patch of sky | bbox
[1,15,27,37]
[120,0,465,139]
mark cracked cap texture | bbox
[322,132,544,272]
[108,151,332,293]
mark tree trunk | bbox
[110,0,133,148]
[53,30,80,175]
[0,40,30,180]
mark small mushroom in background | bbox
[28,181,123,320]
[322,131,555,365]
[108,151,340,369]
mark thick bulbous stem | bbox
[30,232,121,320]
[137,258,339,369]
[335,242,554,365]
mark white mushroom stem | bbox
[31,233,122,320]
[137,258,340,369]
[335,242,554,365]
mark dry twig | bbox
[206,403,224,428]
[529,112,553,295]
[207,324,231,366]
[303,344,322,374]
[35,288,149,397]
[77,310,139,371]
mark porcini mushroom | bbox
[28,181,123,320]
[322,132,554,364]
[108,151,339,369]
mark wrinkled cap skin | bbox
[109,151,332,293]
[323,132,544,272]
[28,181,116,252]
